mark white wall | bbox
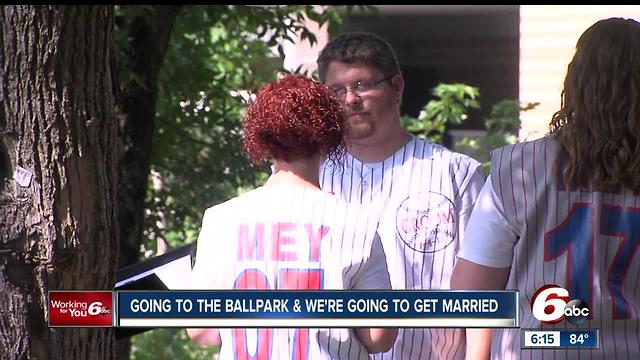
[519,6,640,141]
[282,6,330,76]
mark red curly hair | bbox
[243,75,345,165]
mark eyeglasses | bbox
[329,76,393,100]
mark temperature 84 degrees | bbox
[559,330,599,348]
[569,333,589,345]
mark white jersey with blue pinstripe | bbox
[321,135,485,360]
[191,185,392,360]
[458,135,640,359]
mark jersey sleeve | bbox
[350,233,392,290]
[457,175,519,268]
[189,207,222,290]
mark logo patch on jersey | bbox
[396,191,457,253]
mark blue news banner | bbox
[116,290,518,328]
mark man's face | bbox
[323,61,403,144]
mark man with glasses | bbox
[317,32,485,360]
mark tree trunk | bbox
[0,5,118,360]
[115,4,181,276]
[114,6,181,359]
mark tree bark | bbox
[0,5,118,360]
[114,5,181,359]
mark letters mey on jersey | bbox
[237,223,330,262]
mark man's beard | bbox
[346,118,375,140]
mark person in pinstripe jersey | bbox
[452,17,640,359]
[317,32,486,360]
[187,75,397,359]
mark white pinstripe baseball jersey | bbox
[321,135,485,360]
[190,185,392,360]
[458,135,640,359]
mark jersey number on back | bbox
[233,268,324,360]
[545,203,640,319]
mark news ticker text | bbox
[49,290,518,328]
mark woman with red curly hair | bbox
[242,74,346,170]
[187,75,396,359]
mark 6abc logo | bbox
[85,301,111,317]
[531,284,590,325]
